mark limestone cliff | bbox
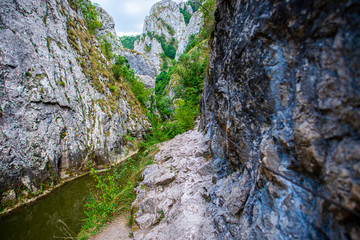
[201,0,360,239]
[0,0,148,196]
[134,0,204,72]
[94,4,157,89]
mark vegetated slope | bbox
[93,3,157,89]
[133,0,204,73]
[0,0,148,208]
[201,0,360,239]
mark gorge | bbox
[0,0,359,239]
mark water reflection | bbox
[0,174,95,240]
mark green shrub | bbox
[166,24,175,36]
[80,153,154,238]
[145,44,152,52]
[179,7,192,25]
[119,35,140,49]
[99,36,113,60]
[112,55,149,108]
[76,0,102,34]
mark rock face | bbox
[175,9,203,60]
[94,4,157,89]
[134,0,204,72]
[201,0,360,239]
[117,48,157,89]
[94,3,120,48]
[132,128,217,240]
[0,0,148,194]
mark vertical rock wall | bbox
[0,0,148,194]
[134,0,204,72]
[201,0,360,239]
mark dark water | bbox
[0,174,96,240]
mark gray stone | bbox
[132,128,217,240]
[134,0,204,72]
[200,0,360,239]
[0,0,148,193]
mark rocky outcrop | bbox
[94,4,157,88]
[132,127,217,240]
[201,0,360,239]
[94,3,121,48]
[0,0,148,195]
[116,48,157,89]
[176,9,203,60]
[134,0,204,72]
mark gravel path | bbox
[91,215,130,240]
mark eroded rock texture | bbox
[134,0,204,72]
[0,0,148,194]
[132,128,217,240]
[94,4,157,89]
[201,0,360,239]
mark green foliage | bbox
[156,96,173,121]
[76,0,102,34]
[184,34,200,54]
[156,209,165,223]
[145,32,177,60]
[175,50,208,104]
[155,67,174,97]
[174,99,198,130]
[61,131,67,139]
[166,24,175,36]
[198,0,217,40]
[80,153,153,237]
[99,36,113,60]
[188,0,203,12]
[160,38,176,59]
[59,81,66,87]
[119,35,140,49]
[179,6,192,25]
[145,43,152,53]
[112,55,149,108]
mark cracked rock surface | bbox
[0,0,148,194]
[132,128,217,240]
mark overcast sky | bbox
[93,0,187,36]
[92,0,169,36]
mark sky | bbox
[93,0,185,37]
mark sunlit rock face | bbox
[0,0,149,194]
[201,0,360,239]
[132,128,217,240]
[176,9,203,60]
[94,4,157,89]
[134,0,204,72]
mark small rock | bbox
[2,189,16,203]
[135,213,157,229]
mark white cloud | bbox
[117,31,141,37]
[124,2,148,15]
[94,0,159,33]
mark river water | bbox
[0,174,96,240]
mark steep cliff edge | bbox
[201,0,360,239]
[134,0,204,72]
[94,4,157,89]
[0,0,148,199]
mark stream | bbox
[0,173,97,240]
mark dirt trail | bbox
[91,215,130,240]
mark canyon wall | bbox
[201,0,360,239]
[0,0,148,195]
[134,0,204,72]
